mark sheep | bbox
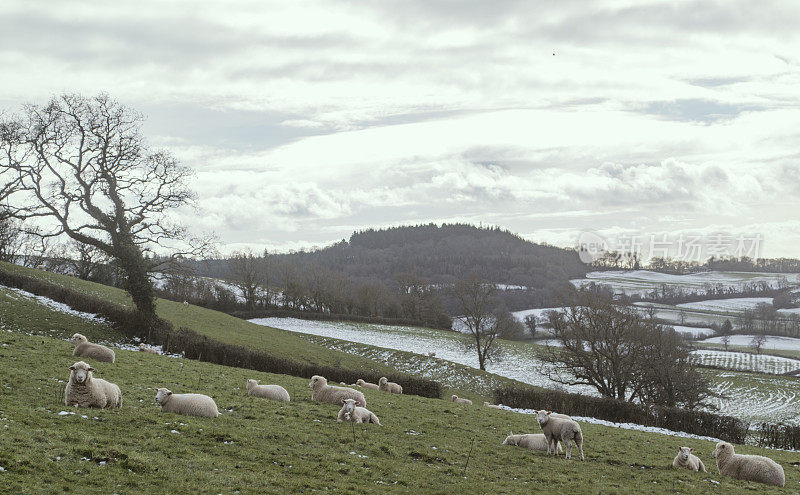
[70,333,115,363]
[427,352,436,357]
[138,343,159,355]
[36,264,47,270]
[483,401,502,409]
[356,379,379,390]
[337,398,381,425]
[309,375,366,408]
[182,300,189,306]
[378,377,403,394]
[503,431,562,453]
[536,410,584,460]
[451,395,472,405]
[712,441,784,487]
[64,361,122,408]
[246,379,290,402]
[154,388,220,418]
[673,446,706,472]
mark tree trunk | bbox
[114,241,156,317]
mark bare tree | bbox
[64,241,110,280]
[750,331,767,354]
[453,276,501,371]
[229,249,268,311]
[0,94,212,318]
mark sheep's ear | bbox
[69,366,75,370]
[689,448,694,452]
[88,367,94,371]
[167,391,172,396]
[341,398,346,404]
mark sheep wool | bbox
[536,410,584,461]
[246,379,290,402]
[673,447,706,472]
[155,388,220,418]
[378,377,403,394]
[451,395,472,405]
[64,361,122,409]
[309,375,366,408]
[337,398,381,425]
[71,333,115,363]
[355,379,379,390]
[503,431,562,453]
[483,401,502,409]
[712,442,784,487]
[138,343,159,354]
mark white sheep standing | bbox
[536,410,584,460]
[712,441,784,487]
[154,388,220,418]
[138,343,159,354]
[673,446,706,472]
[503,431,562,453]
[483,401,502,409]
[356,379,379,390]
[378,377,403,394]
[246,379,290,402]
[309,375,366,408]
[337,398,381,425]
[70,333,115,363]
[451,395,472,405]
[64,361,122,408]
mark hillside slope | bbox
[1,325,796,492]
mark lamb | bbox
[378,377,403,394]
[309,375,366,408]
[138,343,159,354]
[64,361,122,408]
[712,441,784,487]
[536,410,584,460]
[337,398,381,425]
[673,446,706,472]
[483,401,502,409]
[70,333,115,363]
[246,379,290,402]
[154,388,220,418]
[356,379,379,390]
[503,431,562,453]
[451,395,472,405]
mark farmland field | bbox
[691,349,800,375]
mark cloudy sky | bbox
[2,0,799,259]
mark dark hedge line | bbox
[756,423,800,451]
[229,308,454,330]
[493,386,750,444]
[0,267,442,399]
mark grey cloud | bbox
[635,99,760,123]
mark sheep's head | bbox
[356,379,365,386]
[309,375,326,389]
[69,361,93,384]
[712,442,731,459]
[70,333,87,345]
[247,379,258,390]
[502,432,519,446]
[138,343,146,349]
[341,398,356,415]
[155,388,173,404]
[451,395,458,401]
[379,377,388,385]
[535,410,551,425]
[677,446,693,462]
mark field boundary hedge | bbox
[0,267,441,399]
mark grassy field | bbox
[2,315,798,493]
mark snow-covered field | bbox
[511,307,563,321]
[250,317,596,395]
[691,349,800,374]
[676,297,774,313]
[1,285,107,323]
[665,325,715,338]
[701,334,800,351]
[571,270,800,296]
[708,372,800,426]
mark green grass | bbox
[1,315,798,493]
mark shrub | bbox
[756,423,800,451]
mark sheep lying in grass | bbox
[337,398,381,425]
[138,343,159,354]
[712,442,784,487]
[65,361,122,408]
[483,401,502,409]
[71,333,115,363]
[246,379,290,402]
[503,431,562,453]
[309,375,366,408]
[154,388,220,418]
[536,410,584,460]
[356,379,379,390]
[378,377,403,394]
[451,395,472,405]
[673,446,706,472]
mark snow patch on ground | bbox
[701,335,800,351]
[676,298,773,312]
[1,285,107,323]
[691,349,800,374]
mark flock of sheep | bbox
[63,333,786,488]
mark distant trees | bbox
[453,276,504,371]
[229,249,270,310]
[0,94,211,319]
[539,291,713,409]
[720,319,733,351]
[523,315,537,339]
[750,332,767,354]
